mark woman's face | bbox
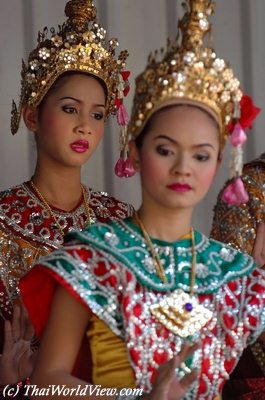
[26,73,106,170]
[130,105,220,213]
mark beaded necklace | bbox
[30,180,90,237]
[134,211,212,338]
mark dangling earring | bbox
[115,125,135,178]
[222,96,260,205]
[114,72,135,178]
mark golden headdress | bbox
[11,0,130,135]
[118,0,260,205]
[129,0,242,148]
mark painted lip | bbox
[167,183,192,192]
[70,139,89,153]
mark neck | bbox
[136,203,193,242]
[32,164,83,211]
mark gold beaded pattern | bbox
[11,0,129,134]
[30,180,90,236]
[133,211,213,338]
[129,0,242,150]
[134,211,196,289]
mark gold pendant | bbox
[150,289,212,337]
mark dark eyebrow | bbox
[195,143,216,149]
[153,134,216,149]
[59,96,105,108]
[153,134,176,144]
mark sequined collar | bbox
[64,218,255,294]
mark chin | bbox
[69,154,92,167]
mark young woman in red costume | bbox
[0,0,133,394]
[20,1,265,399]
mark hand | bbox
[0,304,37,385]
[252,223,265,268]
[144,342,199,400]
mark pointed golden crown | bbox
[129,0,242,149]
[11,0,129,135]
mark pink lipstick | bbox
[167,183,192,192]
[70,139,89,153]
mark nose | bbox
[75,115,92,136]
[171,154,191,176]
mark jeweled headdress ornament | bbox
[11,0,130,135]
[118,0,260,204]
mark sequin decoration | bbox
[0,182,133,302]
[150,289,213,337]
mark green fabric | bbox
[63,217,255,294]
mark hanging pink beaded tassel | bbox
[222,95,261,205]
[114,128,136,178]
[114,71,136,178]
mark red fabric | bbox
[242,378,265,399]
[19,266,92,381]
[0,183,82,243]
[19,267,57,338]
[19,267,88,338]
[228,95,261,133]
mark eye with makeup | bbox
[193,153,210,162]
[156,145,175,156]
[62,105,77,114]
[61,105,105,121]
[91,111,105,121]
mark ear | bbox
[128,140,141,172]
[22,105,39,132]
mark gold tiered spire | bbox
[179,0,215,51]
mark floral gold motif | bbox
[150,289,212,337]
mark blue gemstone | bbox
[184,302,193,312]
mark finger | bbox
[12,304,21,342]
[2,320,13,353]
[20,304,29,339]
[21,306,35,341]
[178,369,198,394]
[173,342,200,368]
[153,356,180,389]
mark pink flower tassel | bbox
[222,177,249,205]
[123,158,136,177]
[114,158,125,177]
[117,104,129,126]
[114,156,136,178]
[230,123,247,147]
